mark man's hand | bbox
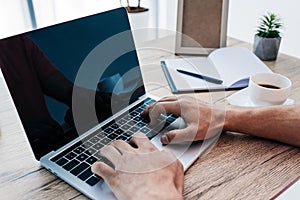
[92,132,184,200]
[141,96,225,144]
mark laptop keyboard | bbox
[50,97,178,186]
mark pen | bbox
[176,69,223,85]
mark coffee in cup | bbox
[248,73,291,106]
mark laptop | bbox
[0,7,215,199]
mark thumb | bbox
[161,126,197,144]
[92,161,116,182]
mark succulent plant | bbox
[256,13,282,38]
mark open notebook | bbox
[162,47,272,93]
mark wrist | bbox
[225,105,257,133]
[224,105,239,131]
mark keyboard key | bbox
[96,132,106,139]
[63,159,80,171]
[76,153,89,161]
[104,128,114,134]
[89,137,100,143]
[140,104,147,110]
[116,135,127,140]
[115,129,124,134]
[110,123,119,129]
[82,141,93,148]
[117,119,127,125]
[123,114,132,120]
[74,146,85,154]
[70,162,89,176]
[140,127,150,134]
[86,156,98,165]
[135,107,144,113]
[100,138,112,145]
[85,148,97,155]
[144,97,151,102]
[130,126,139,132]
[166,116,176,124]
[133,115,142,121]
[107,133,118,140]
[127,120,137,126]
[56,157,68,166]
[93,142,104,150]
[94,174,102,180]
[86,176,101,186]
[130,111,139,117]
[65,152,77,160]
[94,151,102,160]
[78,167,93,181]
[120,124,130,130]
[148,99,156,104]
[123,131,134,137]
[141,117,150,123]
[136,122,146,127]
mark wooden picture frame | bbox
[175,0,229,55]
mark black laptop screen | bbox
[0,8,145,159]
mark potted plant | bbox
[253,13,283,61]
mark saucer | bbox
[226,88,294,107]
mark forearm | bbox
[224,104,300,147]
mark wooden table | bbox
[0,36,299,199]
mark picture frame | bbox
[175,0,229,55]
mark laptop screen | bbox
[0,8,145,160]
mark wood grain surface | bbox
[0,37,299,199]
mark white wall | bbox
[0,0,31,38]
[32,0,121,27]
[228,0,300,58]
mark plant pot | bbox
[126,6,149,13]
[253,35,281,61]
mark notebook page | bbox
[164,57,224,91]
[276,179,300,200]
[209,47,272,87]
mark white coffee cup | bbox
[248,73,292,106]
